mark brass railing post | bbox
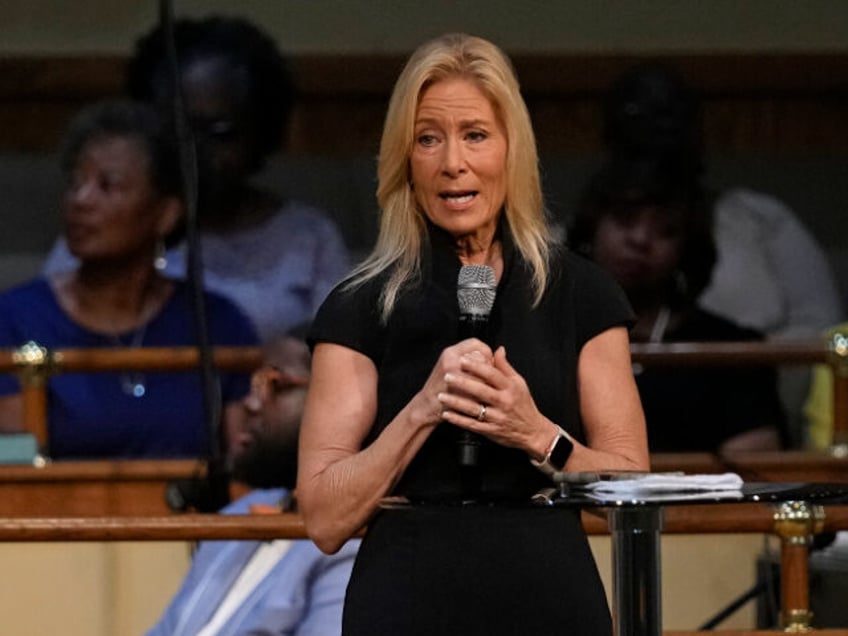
[772,501,825,632]
[11,340,53,460]
[828,331,848,453]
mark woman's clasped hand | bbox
[437,344,555,458]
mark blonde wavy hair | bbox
[346,33,553,320]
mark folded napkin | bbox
[583,472,744,495]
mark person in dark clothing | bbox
[570,155,786,453]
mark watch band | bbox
[530,426,574,476]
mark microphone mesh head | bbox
[457,265,497,316]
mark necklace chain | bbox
[633,305,671,375]
[106,323,148,398]
[649,306,671,343]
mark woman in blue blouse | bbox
[0,99,258,459]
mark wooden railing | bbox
[2,336,847,453]
[0,344,263,452]
[1,451,844,517]
[0,501,847,632]
[630,337,848,450]
[1,504,846,542]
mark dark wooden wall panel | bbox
[0,53,846,156]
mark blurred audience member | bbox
[602,62,843,446]
[44,15,351,342]
[571,156,786,453]
[0,99,257,459]
[146,327,358,636]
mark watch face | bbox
[549,435,574,469]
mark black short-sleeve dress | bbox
[310,222,634,636]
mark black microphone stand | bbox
[159,0,228,512]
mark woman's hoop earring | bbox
[154,238,167,270]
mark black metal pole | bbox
[158,0,228,512]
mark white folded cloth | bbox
[583,472,744,494]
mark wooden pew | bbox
[0,459,203,517]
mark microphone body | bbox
[456,265,497,469]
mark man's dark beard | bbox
[231,438,298,490]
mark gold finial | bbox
[773,500,825,546]
[828,331,848,453]
[11,341,54,387]
[772,501,825,632]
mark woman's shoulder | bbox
[0,278,56,315]
[314,273,384,327]
[546,245,600,278]
[0,278,76,345]
[551,246,636,333]
[0,277,51,300]
[326,265,388,303]
[309,272,387,358]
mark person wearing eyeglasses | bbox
[146,327,358,636]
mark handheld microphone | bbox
[456,264,496,468]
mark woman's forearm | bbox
[299,396,437,554]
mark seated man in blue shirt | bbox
[146,328,358,636]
